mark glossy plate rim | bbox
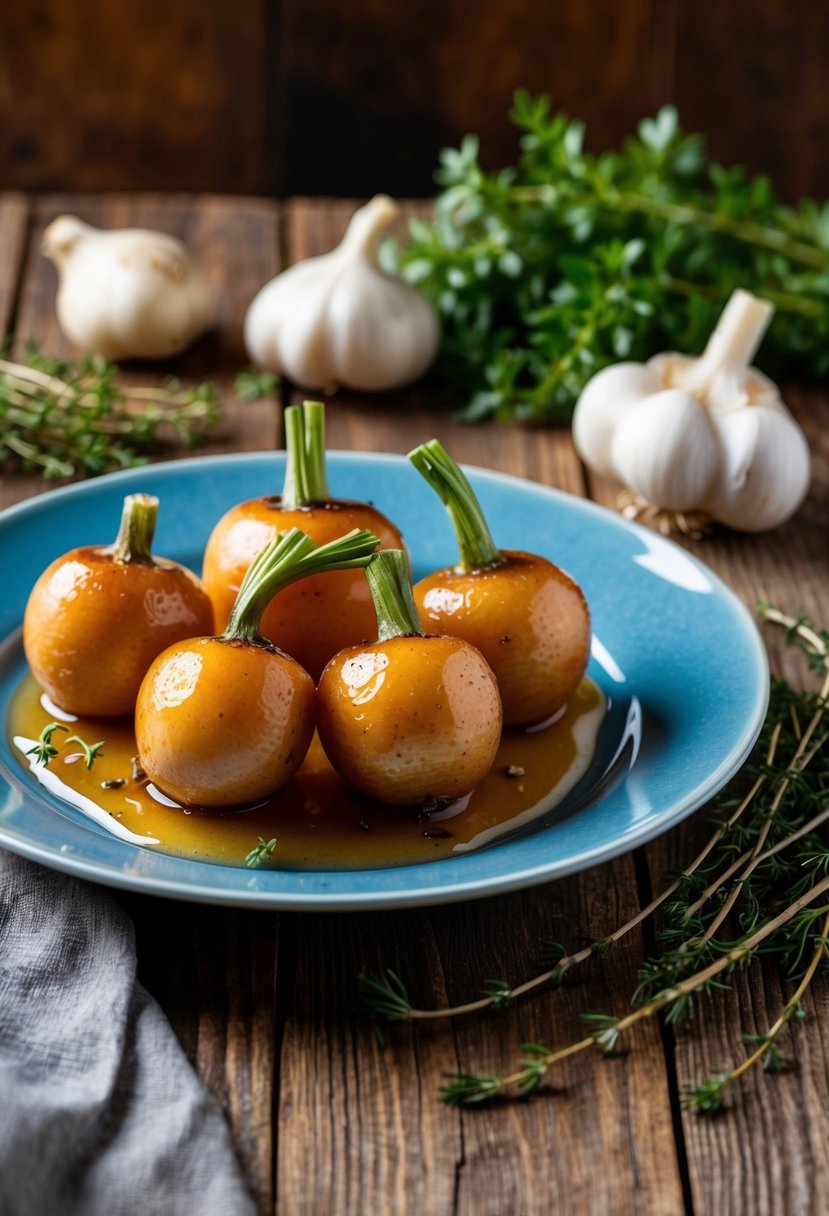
[0,451,769,910]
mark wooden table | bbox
[1,192,827,1216]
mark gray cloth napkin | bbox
[0,850,256,1216]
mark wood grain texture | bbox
[276,870,686,1216]
[126,898,279,1213]
[281,0,670,196]
[0,1,269,193]
[674,0,829,202]
[275,909,464,1215]
[586,390,829,1216]
[0,194,28,334]
[274,198,687,1216]
[439,866,684,1216]
[0,193,40,510]
[5,1,829,199]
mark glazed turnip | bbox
[24,493,214,717]
[202,400,404,679]
[136,527,379,807]
[409,440,590,727]
[317,550,502,806]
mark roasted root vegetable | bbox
[23,493,214,717]
[136,527,379,807]
[203,400,404,679]
[317,550,502,806]
[409,441,590,727]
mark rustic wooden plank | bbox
[275,200,687,1215]
[277,863,687,1216]
[0,195,29,335]
[0,193,40,511]
[276,909,464,1215]
[674,0,829,202]
[15,193,282,458]
[280,0,674,196]
[586,390,829,1215]
[4,1,829,204]
[4,192,284,1214]
[441,862,686,1216]
[0,2,270,194]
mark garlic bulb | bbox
[572,290,811,532]
[42,216,212,360]
[244,195,440,392]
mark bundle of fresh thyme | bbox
[397,95,829,422]
[361,606,829,1113]
[0,348,220,478]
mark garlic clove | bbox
[243,195,440,392]
[704,405,811,531]
[610,389,721,512]
[42,216,212,361]
[572,362,663,478]
[570,290,811,534]
[244,257,342,386]
[326,259,440,391]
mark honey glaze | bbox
[8,672,604,870]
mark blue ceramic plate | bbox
[0,452,768,909]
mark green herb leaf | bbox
[0,349,220,479]
[398,96,829,422]
[25,722,67,766]
[234,368,280,401]
[358,606,829,1113]
[359,969,413,1021]
[65,736,105,770]
[245,836,277,868]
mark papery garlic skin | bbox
[572,289,811,534]
[244,195,440,392]
[611,390,720,512]
[42,216,213,361]
[704,406,811,531]
[572,362,662,478]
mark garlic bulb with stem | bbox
[572,289,811,533]
[244,194,440,392]
[42,216,213,361]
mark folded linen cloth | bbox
[0,850,256,1216]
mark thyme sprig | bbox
[397,94,829,421]
[245,836,278,868]
[65,736,105,770]
[25,722,67,765]
[0,349,220,478]
[26,723,105,770]
[362,607,829,1111]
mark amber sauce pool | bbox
[8,672,604,870]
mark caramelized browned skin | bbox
[317,634,502,806]
[414,550,590,728]
[24,548,214,717]
[135,636,316,806]
[202,497,403,680]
